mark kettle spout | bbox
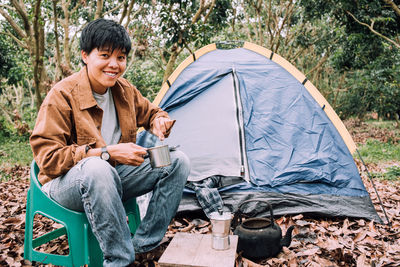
[280,225,295,247]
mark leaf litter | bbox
[1,121,399,266]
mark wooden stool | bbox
[159,233,238,267]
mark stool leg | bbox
[66,220,103,267]
[125,198,141,235]
[23,189,34,261]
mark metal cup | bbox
[146,145,171,168]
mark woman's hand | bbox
[107,143,147,166]
[151,117,176,141]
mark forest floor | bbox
[0,118,399,266]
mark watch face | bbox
[101,151,110,161]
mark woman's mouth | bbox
[104,71,118,78]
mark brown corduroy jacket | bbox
[30,67,168,185]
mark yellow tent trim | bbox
[243,42,356,154]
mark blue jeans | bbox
[42,150,190,267]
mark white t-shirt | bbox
[93,88,122,145]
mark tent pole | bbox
[356,149,391,225]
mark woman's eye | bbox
[100,54,109,58]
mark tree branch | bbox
[0,105,14,126]
[0,31,28,49]
[305,54,328,76]
[0,8,27,39]
[52,0,62,80]
[0,3,14,10]
[183,41,193,54]
[192,0,205,23]
[60,0,73,70]
[256,1,264,46]
[125,0,136,27]
[203,0,216,23]
[243,8,252,41]
[33,0,43,109]
[70,0,80,15]
[124,2,144,28]
[119,1,129,24]
[94,0,104,19]
[103,2,124,18]
[274,0,294,52]
[158,47,168,66]
[10,0,31,37]
[382,0,400,17]
[346,10,400,48]
[266,0,273,45]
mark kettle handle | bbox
[236,199,275,225]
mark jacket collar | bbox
[78,66,98,110]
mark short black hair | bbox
[80,18,131,56]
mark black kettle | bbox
[233,199,295,260]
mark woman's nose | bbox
[108,56,118,67]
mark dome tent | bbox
[137,42,382,222]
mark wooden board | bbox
[158,233,238,267]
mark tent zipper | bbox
[232,67,250,182]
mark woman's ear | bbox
[81,50,88,65]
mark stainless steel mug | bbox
[146,145,171,168]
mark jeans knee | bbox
[171,150,190,181]
[80,157,122,194]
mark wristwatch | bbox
[100,146,110,161]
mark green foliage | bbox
[0,82,36,139]
[357,139,400,164]
[0,34,29,86]
[0,135,33,171]
[371,166,400,181]
[0,35,15,84]
[385,166,400,180]
[299,0,400,119]
[336,48,400,119]
[0,108,35,140]
[365,119,400,131]
[124,60,164,101]
[157,0,232,49]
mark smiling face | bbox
[81,47,127,94]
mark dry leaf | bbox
[356,253,367,267]
[313,255,338,267]
[3,217,22,225]
[354,231,367,242]
[295,247,320,257]
[288,257,297,267]
[243,258,264,267]
[292,214,303,220]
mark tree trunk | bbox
[61,0,73,72]
[162,48,181,84]
[33,0,43,110]
[53,0,62,81]
[95,0,104,19]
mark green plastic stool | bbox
[24,160,141,266]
